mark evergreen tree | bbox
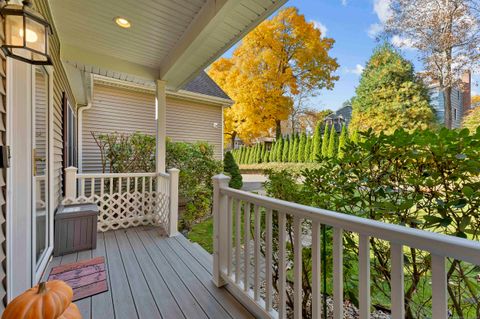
[248,146,254,164]
[263,148,270,163]
[304,137,312,163]
[309,136,315,162]
[327,126,338,158]
[282,136,290,162]
[321,124,330,157]
[350,44,434,133]
[269,142,276,162]
[338,124,348,159]
[275,138,283,162]
[298,133,307,162]
[257,144,263,163]
[288,134,295,162]
[224,151,243,189]
[312,122,322,162]
[291,134,299,162]
[350,129,360,144]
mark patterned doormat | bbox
[48,256,108,301]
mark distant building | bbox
[429,72,471,128]
[324,104,352,132]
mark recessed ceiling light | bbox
[114,17,131,29]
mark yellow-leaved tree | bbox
[209,7,339,147]
[463,96,480,132]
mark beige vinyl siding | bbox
[35,0,77,209]
[82,84,223,173]
[0,15,7,311]
[166,97,223,155]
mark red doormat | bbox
[48,256,108,301]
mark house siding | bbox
[0,15,7,311]
[82,84,223,173]
[35,0,77,209]
[430,87,465,128]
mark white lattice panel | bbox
[62,173,171,232]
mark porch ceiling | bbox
[49,0,287,90]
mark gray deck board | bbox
[42,227,254,319]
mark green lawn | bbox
[188,217,214,253]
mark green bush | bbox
[265,127,480,318]
[93,132,222,230]
[223,151,243,189]
[321,124,330,157]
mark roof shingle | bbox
[182,71,231,100]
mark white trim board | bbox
[93,74,233,107]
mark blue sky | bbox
[221,0,479,111]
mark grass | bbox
[188,217,214,253]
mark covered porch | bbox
[42,226,253,319]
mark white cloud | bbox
[345,64,365,75]
[341,0,348,6]
[391,35,416,50]
[373,0,392,23]
[368,23,383,38]
[312,20,328,37]
[367,0,392,38]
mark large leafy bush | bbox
[265,127,480,318]
[92,132,222,230]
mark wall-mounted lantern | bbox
[1,0,52,65]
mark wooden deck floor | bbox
[42,227,254,319]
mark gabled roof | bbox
[183,71,231,100]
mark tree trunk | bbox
[230,131,237,150]
[444,87,453,129]
[275,120,282,139]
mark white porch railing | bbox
[212,174,480,319]
[63,167,179,235]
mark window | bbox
[454,108,457,121]
[62,92,77,194]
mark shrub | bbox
[287,127,479,318]
[93,132,223,230]
[298,133,307,162]
[337,124,348,159]
[282,136,290,162]
[312,122,322,161]
[327,126,337,158]
[321,124,330,157]
[223,151,243,189]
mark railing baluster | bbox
[359,234,370,319]
[253,205,261,301]
[235,199,242,284]
[80,178,85,197]
[278,211,287,319]
[227,197,233,278]
[312,221,321,319]
[333,227,344,319]
[90,177,95,198]
[293,216,302,319]
[243,202,250,292]
[100,177,104,198]
[391,243,404,319]
[265,208,273,312]
[431,254,447,319]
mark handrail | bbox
[213,174,480,319]
[221,186,480,265]
[76,172,161,179]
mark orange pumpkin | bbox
[2,280,74,319]
[58,304,82,319]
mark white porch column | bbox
[155,80,167,173]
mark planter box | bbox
[54,203,99,256]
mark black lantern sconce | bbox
[0,0,52,65]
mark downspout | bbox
[76,102,92,173]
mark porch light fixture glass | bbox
[114,16,131,29]
[0,0,52,65]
